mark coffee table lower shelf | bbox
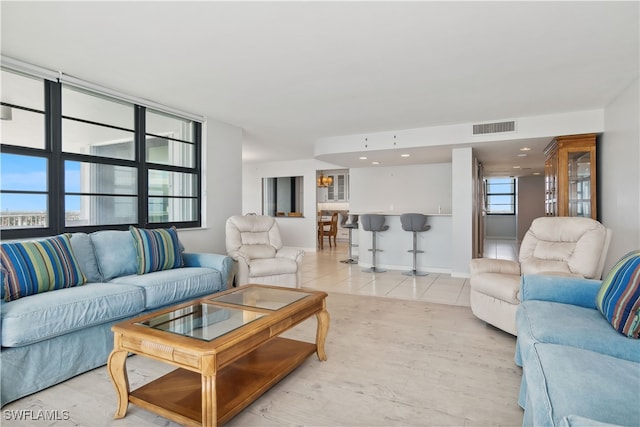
[128,337,317,426]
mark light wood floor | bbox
[3,242,524,426]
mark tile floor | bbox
[299,238,518,307]
[482,238,520,261]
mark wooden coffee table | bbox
[107,284,329,426]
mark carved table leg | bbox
[315,300,330,361]
[201,375,217,427]
[107,349,130,419]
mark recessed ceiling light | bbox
[359,156,367,160]
[513,165,521,169]
[401,154,410,157]
[517,153,528,157]
[533,172,541,175]
[372,161,380,165]
[520,147,532,151]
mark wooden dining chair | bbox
[327,212,339,248]
[318,212,339,248]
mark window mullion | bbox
[195,121,202,227]
[136,105,148,227]
[2,67,202,239]
[47,80,63,234]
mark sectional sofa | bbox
[1,228,233,406]
[515,251,640,427]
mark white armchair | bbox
[469,216,611,336]
[225,214,305,288]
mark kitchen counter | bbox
[352,213,452,273]
[350,212,451,216]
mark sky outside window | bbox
[0,154,81,211]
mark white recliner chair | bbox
[469,216,611,336]
[225,214,305,288]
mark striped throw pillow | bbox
[595,250,640,338]
[130,226,184,274]
[1,234,87,302]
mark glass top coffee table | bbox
[108,284,329,426]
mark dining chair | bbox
[318,212,338,248]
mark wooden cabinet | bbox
[544,133,597,219]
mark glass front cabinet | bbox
[544,133,597,220]
[327,173,348,202]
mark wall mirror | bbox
[262,176,304,217]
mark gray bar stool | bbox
[361,214,388,273]
[340,214,359,264]
[400,213,431,276]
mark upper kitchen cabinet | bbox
[327,173,348,201]
[317,170,349,202]
[544,133,597,220]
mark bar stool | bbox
[361,214,388,273]
[400,213,431,276]
[340,214,359,264]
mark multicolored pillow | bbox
[1,234,87,302]
[595,250,640,338]
[130,226,184,275]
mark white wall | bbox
[482,175,544,242]
[242,158,341,250]
[484,216,516,239]
[601,78,640,271]
[178,119,243,255]
[316,110,604,158]
[349,163,452,213]
[242,160,458,261]
[243,157,474,276]
[451,148,474,276]
[517,175,545,241]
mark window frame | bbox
[484,177,516,215]
[1,71,202,240]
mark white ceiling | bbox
[2,1,638,176]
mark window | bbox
[262,176,304,217]
[485,177,515,215]
[1,67,202,239]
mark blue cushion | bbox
[109,267,224,309]
[522,343,640,427]
[90,230,138,281]
[1,282,144,347]
[515,300,640,366]
[595,250,640,338]
[69,232,103,282]
[130,226,183,274]
[521,274,602,309]
[1,234,87,301]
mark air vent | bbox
[472,121,516,135]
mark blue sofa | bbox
[515,274,640,426]
[1,230,233,406]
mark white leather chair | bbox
[225,214,304,288]
[469,216,611,336]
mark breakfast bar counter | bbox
[351,212,453,274]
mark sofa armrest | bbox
[182,252,234,288]
[520,274,602,309]
[469,258,521,275]
[275,247,305,263]
[226,250,248,263]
